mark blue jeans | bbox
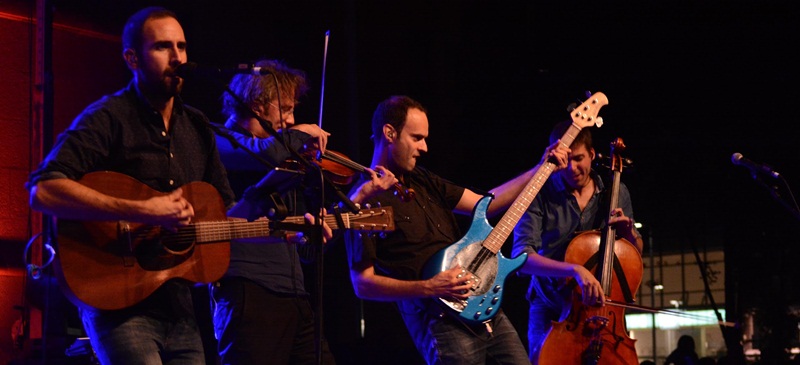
[398,299,529,365]
[81,308,205,365]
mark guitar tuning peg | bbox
[364,203,371,209]
[379,232,387,239]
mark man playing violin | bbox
[210,58,396,364]
[345,95,570,364]
[511,119,643,363]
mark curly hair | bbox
[221,59,309,120]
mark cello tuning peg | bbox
[594,153,610,169]
[622,157,634,167]
[566,102,578,113]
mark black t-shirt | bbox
[346,166,465,280]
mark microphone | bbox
[175,62,270,78]
[731,152,780,178]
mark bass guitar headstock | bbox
[570,92,608,129]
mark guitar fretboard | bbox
[194,220,272,243]
[481,123,584,253]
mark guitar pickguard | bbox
[423,197,527,324]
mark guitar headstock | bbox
[570,92,608,129]
[350,206,396,233]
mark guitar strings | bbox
[124,210,392,242]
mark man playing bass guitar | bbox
[512,119,643,364]
[345,95,569,364]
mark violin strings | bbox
[322,153,368,173]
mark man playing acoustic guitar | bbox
[27,7,235,365]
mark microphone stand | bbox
[750,173,800,222]
[689,241,747,365]
[747,172,800,363]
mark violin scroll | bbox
[393,183,415,202]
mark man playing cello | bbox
[512,119,643,364]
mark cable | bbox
[23,232,56,280]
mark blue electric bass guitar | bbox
[421,92,608,325]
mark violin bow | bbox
[318,30,330,129]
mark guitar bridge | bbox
[118,221,136,267]
[439,271,482,312]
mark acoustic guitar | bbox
[54,171,394,310]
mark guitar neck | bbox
[199,208,394,241]
[193,220,272,243]
[482,123,585,253]
[278,210,387,231]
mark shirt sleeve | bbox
[345,229,377,272]
[27,101,115,189]
[216,128,310,171]
[512,194,545,258]
[416,166,464,210]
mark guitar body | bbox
[422,196,527,325]
[54,171,230,311]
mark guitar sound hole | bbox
[133,226,196,271]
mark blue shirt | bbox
[215,120,315,296]
[512,170,639,302]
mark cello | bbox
[536,137,642,365]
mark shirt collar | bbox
[553,169,605,195]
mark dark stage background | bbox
[2,0,800,363]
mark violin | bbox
[535,137,641,365]
[289,147,415,202]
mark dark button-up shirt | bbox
[29,81,234,204]
[215,121,314,296]
[28,81,234,318]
